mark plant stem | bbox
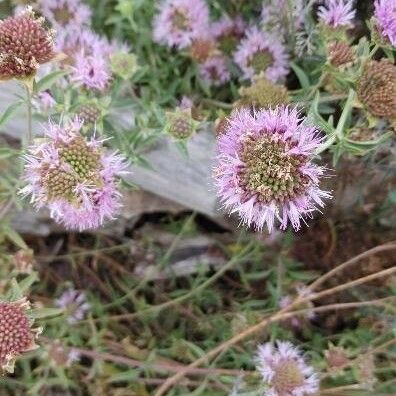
[25,84,33,145]
[201,98,234,110]
[83,241,254,323]
[153,244,396,396]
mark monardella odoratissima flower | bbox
[234,26,289,83]
[317,0,356,28]
[20,118,128,231]
[214,106,331,233]
[256,341,319,396]
[373,0,396,47]
[153,0,209,50]
[40,0,92,30]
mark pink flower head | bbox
[214,106,331,233]
[211,15,246,55]
[40,0,91,30]
[318,0,355,28]
[55,289,90,323]
[256,341,319,396]
[374,0,396,47]
[56,28,112,57]
[234,26,289,82]
[199,56,230,86]
[20,118,128,231]
[153,0,209,49]
[71,51,110,91]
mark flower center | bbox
[172,8,189,30]
[219,35,238,55]
[272,360,305,395]
[53,6,73,25]
[44,168,79,201]
[42,137,101,203]
[239,134,307,203]
[249,50,274,74]
[58,137,100,179]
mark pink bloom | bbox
[256,341,319,396]
[214,106,331,233]
[153,0,209,49]
[55,289,90,323]
[211,15,245,55]
[374,0,396,47]
[20,118,128,231]
[55,28,125,91]
[211,15,245,39]
[234,26,289,82]
[40,0,91,30]
[199,56,230,86]
[55,28,112,57]
[72,51,110,91]
[318,0,355,28]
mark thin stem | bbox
[103,212,198,310]
[201,98,234,110]
[368,44,379,59]
[25,84,33,145]
[305,72,328,101]
[154,246,395,396]
[38,336,252,377]
[86,241,254,322]
[309,242,395,291]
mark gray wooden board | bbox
[0,81,222,221]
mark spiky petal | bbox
[373,0,396,47]
[71,51,110,91]
[256,341,319,396]
[0,7,55,80]
[317,0,356,28]
[153,0,209,49]
[234,26,289,82]
[214,107,331,233]
[20,117,128,231]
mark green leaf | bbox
[291,62,310,89]
[0,101,23,127]
[4,226,28,249]
[6,273,38,300]
[30,307,63,319]
[16,272,39,293]
[34,70,69,92]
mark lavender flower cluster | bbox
[36,0,130,93]
[153,0,290,85]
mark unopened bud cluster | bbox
[0,7,55,80]
[357,59,396,119]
